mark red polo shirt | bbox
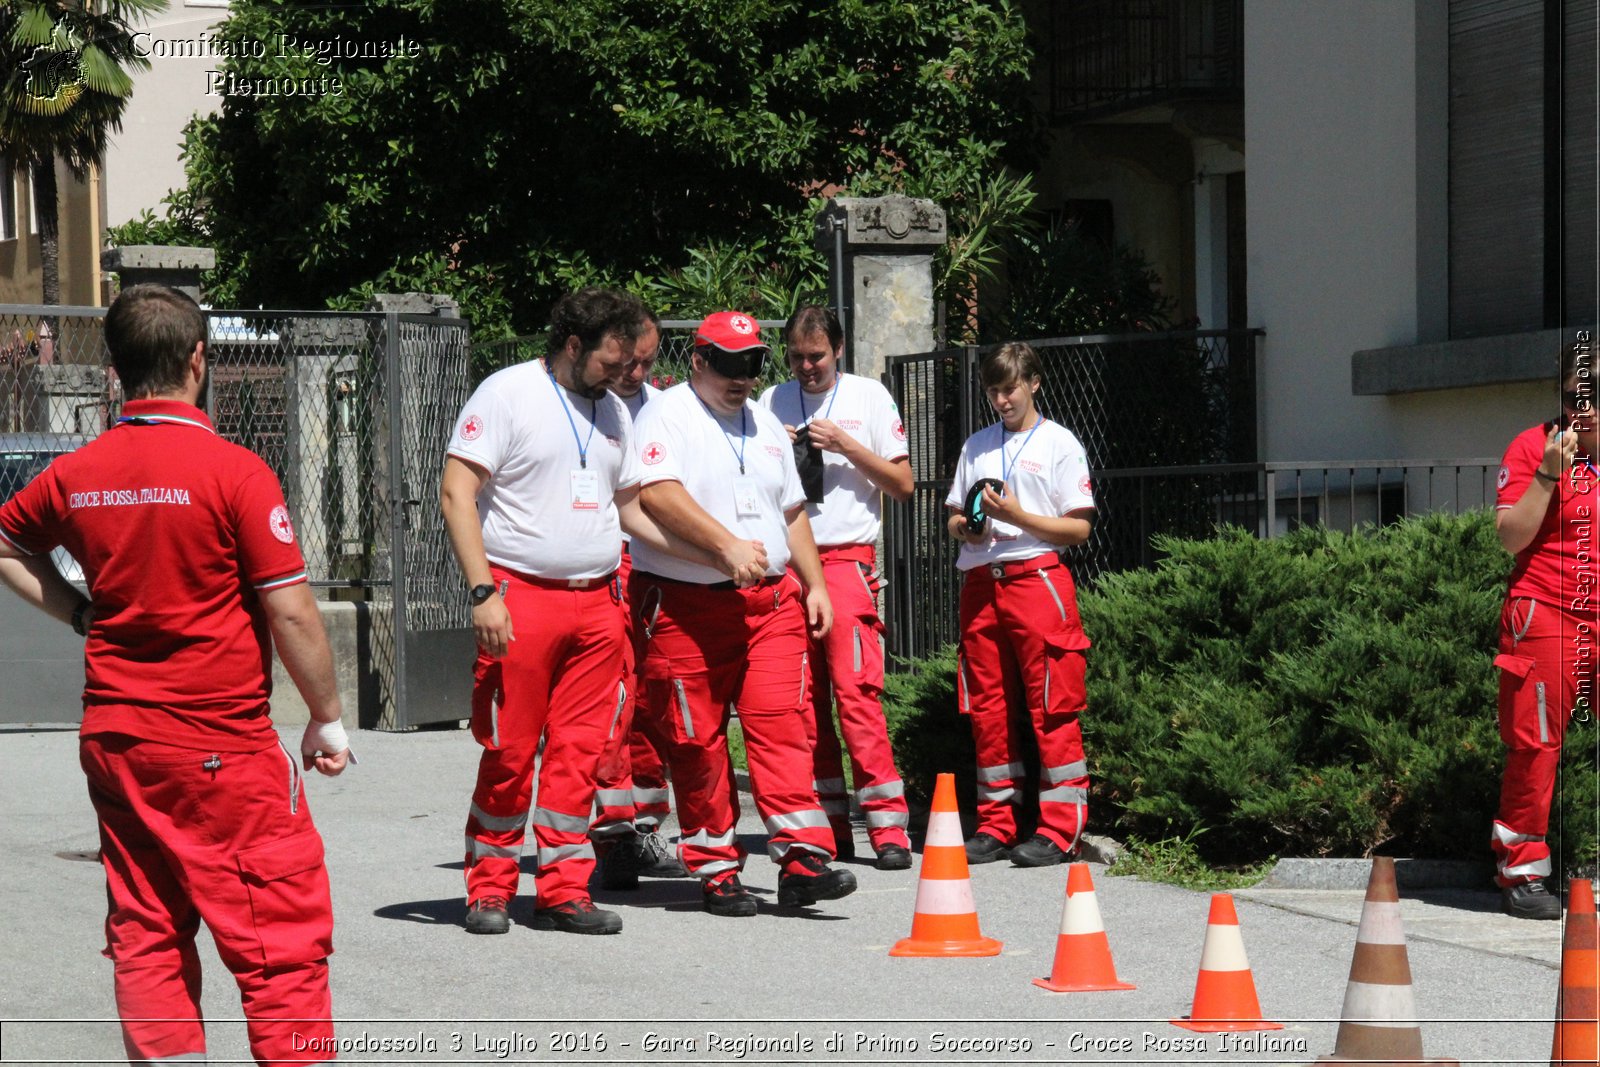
[0,399,309,750]
[1496,422,1600,610]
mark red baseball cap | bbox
[695,311,769,353]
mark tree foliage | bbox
[158,0,1034,334]
[1,0,163,303]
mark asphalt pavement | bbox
[0,724,1570,1067]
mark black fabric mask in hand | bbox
[792,423,825,504]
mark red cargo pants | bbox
[80,733,335,1067]
[464,566,625,908]
[635,572,834,878]
[1492,594,1592,886]
[957,555,1092,854]
[805,545,911,853]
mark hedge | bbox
[883,511,1599,872]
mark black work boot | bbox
[1010,834,1073,867]
[1501,880,1562,920]
[963,832,1010,864]
[595,834,643,891]
[874,843,913,871]
[465,895,511,935]
[777,852,858,906]
[529,898,623,934]
[702,872,758,917]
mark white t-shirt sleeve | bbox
[615,399,643,491]
[446,376,513,476]
[1054,432,1095,514]
[633,402,687,487]
[871,384,910,463]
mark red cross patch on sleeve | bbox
[642,442,666,465]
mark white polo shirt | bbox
[631,381,804,583]
[944,418,1095,571]
[447,360,640,579]
[760,372,908,546]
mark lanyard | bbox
[547,368,597,469]
[797,376,840,425]
[1001,417,1044,485]
[693,386,748,475]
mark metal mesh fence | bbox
[885,329,1260,659]
[0,303,473,729]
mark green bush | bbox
[884,512,1599,873]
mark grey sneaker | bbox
[1502,880,1562,920]
[638,830,688,878]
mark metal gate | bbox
[0,304,473,729]
[884,328,1260,662]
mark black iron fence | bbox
[1047,0,1244,121]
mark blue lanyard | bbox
[693,386,748,475]
[797,376,840,425]
[1001,417,1044,485]
[548,368,597,468]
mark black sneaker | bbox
[465,896,511,935]
[595,835,643,891]
[1010,834,1072,867]
[638,830,688,878]
[875,844,913,871]
[964,832,1010,865]
[703,872,758,917]
[777,852,859,906]
[1502,880,1562,920]
[529,898,623,934]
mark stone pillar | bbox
[100,246,216,302]
[814,196,947,382]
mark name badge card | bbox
[733,477,762,518]
[571,469,601,511]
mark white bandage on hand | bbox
[301,718,351,760]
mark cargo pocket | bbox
[235,830,334,967]
[1042,629,1092,721]
[1493,653,1546,748]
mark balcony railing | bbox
[1048,0,1244,121]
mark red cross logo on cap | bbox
[728,314,755,334]
[642,442,665,465]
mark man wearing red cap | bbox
[631,310,857,916]
[0,284,350,1065]
[759,305,915,871]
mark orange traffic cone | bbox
[890,773,1002,957]
[1314,857,1459,1065]
[1172,893,1282,1032]
[1033,862,1135,992]
[1552,878,1598,1066]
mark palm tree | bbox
[1,1,164,304]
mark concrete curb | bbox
[1261,856,1494,890]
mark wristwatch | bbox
[469,583,497,606]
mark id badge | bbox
[570,469,601,511]
[733,476,762,518]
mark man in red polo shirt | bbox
[0,284,350,1066]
